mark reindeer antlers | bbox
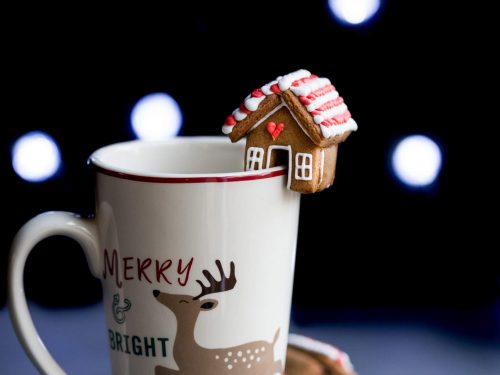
[193,260,237,300]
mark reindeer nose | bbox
[153,290,160,298]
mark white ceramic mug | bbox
[9,137,301,375]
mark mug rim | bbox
[89,137,286,183]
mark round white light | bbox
[12,131,62,182]
[131,93,183,141]
[328,0,381,25]
[392,135,442,187]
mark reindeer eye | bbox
[200,301,215,309]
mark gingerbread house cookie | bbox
[285,334,357,375]
[222,69,357,194]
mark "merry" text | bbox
[103,249,194,289]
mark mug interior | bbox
[90,137,285,177]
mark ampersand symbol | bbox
[112,293,132,324]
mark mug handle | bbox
[8,211,101,375]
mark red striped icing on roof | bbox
[222,69,357,139]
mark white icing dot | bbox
[215,355,220,359]
[242,357,247,362]
[237,351,242,357]
[255,349,260,354]
[244,95,265,111]
[247,364,252,369]
[246,349,251,354]
[228,352,232,357]
[250,355,254,360]
[234,359,238,363]
[224,358,229,363]
[257,357,261,362]
[228,364,233,370]
[261,347,266,352]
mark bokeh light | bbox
[392,135,442,187]
[131,93,183,141]
[12,131,62,182]
[328,0,381,25]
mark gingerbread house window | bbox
[246,147,264,170]
[295,153,313,180]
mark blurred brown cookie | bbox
[285,334,357,375]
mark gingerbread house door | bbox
[266,145,292,189]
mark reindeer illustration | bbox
[153,260,283,375]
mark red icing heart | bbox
[266,122,285,141]
[266,121,276,134]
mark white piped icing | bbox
[222,125,234,135]
[232,108,248,121]
[320,118,358,138]
[288,333,354,372]
[313,104,348,124]
[290,77,331,96]
[278,69,311,91]
[306,91,339,111]
[244,95,266,111]
[222,69,357,139]
[319,150,325,184]
[261,78,280,95]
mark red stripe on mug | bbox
[92,165,287,183]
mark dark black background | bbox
[1,1,496,331]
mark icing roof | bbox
[222,69,357,139]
